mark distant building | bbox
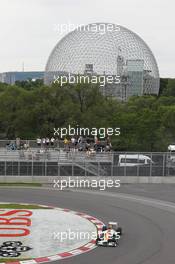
[84,64,94,75]
[0,72,44,85]
[126,59,144,97]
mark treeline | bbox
[0,78,175,151]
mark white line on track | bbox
[70,189,175,214]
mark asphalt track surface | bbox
[1,184,175,264]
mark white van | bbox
[118,154,153,167]
[168,145,175,161]
[167,145,175,173]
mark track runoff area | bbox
[0,202,104,263]
[1,184,175,264]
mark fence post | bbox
[45,159,47,177]
[72,154,73,177]
[137,154,139,177]
[4,160,6,182]
[111,155,113,177]
[150,152,153,177]
[58,158,60,177]
[18,160,20,177]
[85,161,87,177]
[32,156,33,182]
[124,153,126,177]
[163,153,165,177]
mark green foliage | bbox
[162,78,175,96]
[15,79,43,90]
[0,80,175,151]
[159,78,169,95]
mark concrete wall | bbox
[1,176,175,184]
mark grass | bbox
[0,203,52,209]
[0,182,42,187]
[0,258,30,263]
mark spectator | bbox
[106,144,111,152]
[50,137,55,147]
[71,136,76,149]
[94,136,100,146]
[36,137,41,147]
[42,138,46,148]
[78,136,83,144]
[94,136,99,150]
[74,137,78,148]
[11,143,17,151]
[86,142,91,157]
[94,136,98,144]
[106,136,111,145]
[16,137,21,150]
[24,143,29,150]
[85,141,90,151]
[46,137,50,147]
[64,137,69,151]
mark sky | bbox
[0,0,174,77]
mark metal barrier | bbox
[0,149,174,176]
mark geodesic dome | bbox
[44,23,159,97]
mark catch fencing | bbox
[0,148,174,177]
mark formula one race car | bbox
[96,222,122,247]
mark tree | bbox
[162,79,175,96]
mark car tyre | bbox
[117,227,122,236]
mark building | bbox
[126,59,144,97]
[0,72,44,85]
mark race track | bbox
[1,185,175,264]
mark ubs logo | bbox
[0,209,33,237]
[0,241,32,257]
